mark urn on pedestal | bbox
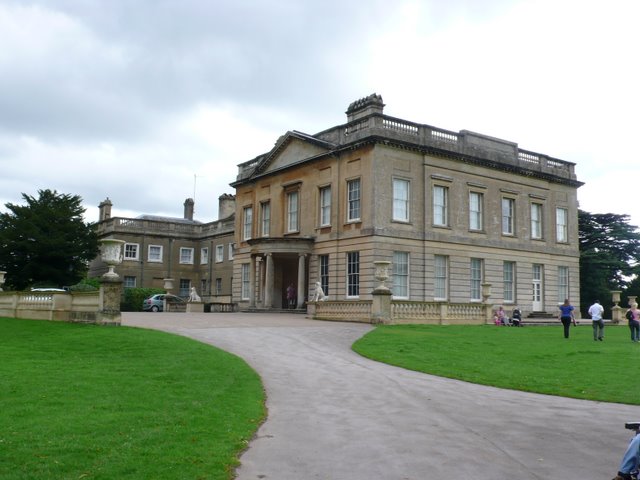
[100,239,126,280]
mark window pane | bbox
[556,208,568,242]
[241,264,250,300]
[347,179,361,221]
[469,192,482,230]
[347,251,360,297]
[148,245,162,262]
[503,261,514,302]
[392,251,409,298]
[502,198,514,234]
[393,179,409,221]
[320,254,329,296]
[531,203,542,239]
[433,186,448,226]
[320,187,331,226]
[558,266,569,302]
[288,192,299,232]
[434,255,447,299]
[470,258,482,300]
[261,202,270,236]
[243,206,253,240]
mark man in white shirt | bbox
[588,300,605,341]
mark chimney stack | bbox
[218,194,236,219]
[184,198,194,221]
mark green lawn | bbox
[0,317,265,480]
[353,323,640,405]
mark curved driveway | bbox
[123,312,639,480]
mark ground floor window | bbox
[319,254,329,297]
[558,266,569,303]
[392,251,409,298]
[123,275,136,288]
[503,261,515,302]
[241,264,250,300]
[215,278,222,295]
[179,279,191,297]
[470,258,482,301]
[434,255,448,300]
[347,252,359,297]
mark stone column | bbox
[99,277,122,325]
[256,256,264,306]
[264,253,274,309]
[297,254,306,309]
[249,255,256,308]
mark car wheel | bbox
[151,305,159,312]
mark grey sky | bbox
[1,0,638,226]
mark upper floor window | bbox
[124,243,139,261]
[200,247,209,265]
[502,198,515,235]
[392,179,409,222]
[347,179,361,222]
[215,244,224,263]
[261,202,271,237]
[469,192,483,231]
[556,207,568,242]
[433,185,448,227]
[346,251,360,297]
[148,245,163,263]
[243,206,253,241]
[392,251,409,299]
[287,191,299,232]
[180,247,194,264]
[319,186,331,227]
[228,243,235,260]
[531,203,543,239]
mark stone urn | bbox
[373,260,391,293]
[99,239,126,280]
[0,271,6,292]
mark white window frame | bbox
[243,206,253,241]
[556,207,568,242]
[261,201,271,237]
[531,203,543,240]
[123,275,136,288]
[287,191,299,232]
[319,186,331,227]
[346,251,360,298]
[241,264,250,300]
[392,251,409,299]
[503,261,515,303]
[433,185,448,227]
[215,244,224,263]
[179,247,194,264]
[502,198,515,235]
[470,258,482,301]
[124,243,139,261]
[558,266,569,303]
[200,247,209,265]
[148,245,163,263]
[347,178,361,222]
[434,255,448,300]
[392,178,410,222]
[469,192,483,231]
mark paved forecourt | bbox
[123,312,639,480]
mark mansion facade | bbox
[230,94,583,317]
[89,195,236,303]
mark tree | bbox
[0,189,99,290]
[579,210,640,316]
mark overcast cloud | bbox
[1,0,638,228]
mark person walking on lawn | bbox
[588,300,605,341]
[558,299,575,339]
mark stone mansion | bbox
[91,94,583,319]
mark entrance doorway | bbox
[532,264,543,311]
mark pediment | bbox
[254,131,335,177]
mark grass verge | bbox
[0,317,265,480]
[352,323,640,405]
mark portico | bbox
[247,237,314,310]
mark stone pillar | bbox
[371,289,392,324]
[297,254,306,309]
[99,277,122,325]
[611,290,622,324]
[249,255,256,308]
[265,253,274,309]
[256,256,264,306]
